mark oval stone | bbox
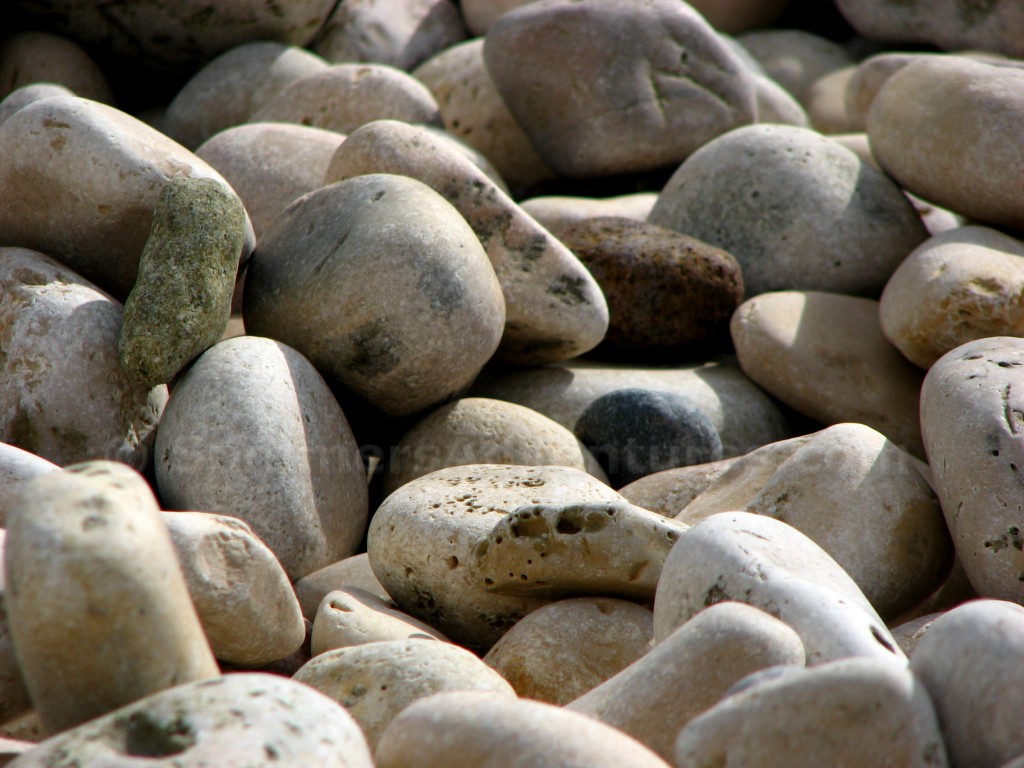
[311,588,448,655]
[294,554,391,620]
[0,32,113,104]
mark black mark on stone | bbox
[548,275,589,306]
[342,319,401,378]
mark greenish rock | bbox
[119,176,247,387]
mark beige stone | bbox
[804,65,859,134]
[0,84,72,127]
[519,193,658,235]
[484,598,653,704]
[0,33,111,104]
[295,554,391,620]
[460,0,538,35]
[618,458,738,517]
[737,29,853,102]
[311,588,448,656]
[752,74,810,127]
[731,291,925,456]
[890,612,944,658]
[845,52,922,132]
[295,639,515,749]
[569,602,805,760]
[5,462,218,734]
[383,398,606,495]
[687,0,790,34]
[0,445,57,527]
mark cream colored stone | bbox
[0,445,57,527]
[311,588,448,655]
[5,462,218,734]
[845,52,922,132]
[295,554,391,620]
[890,612,944,658]
[618,457,738,517]
[804,66,859,134]
[0,84,72,127]
[519,193,658,235]
[0,32,113,104]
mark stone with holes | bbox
[311,588,448,655]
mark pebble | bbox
[243,173,505,416]
[294,639,515,749]
[653,511,903,665]
[0,83,74,126]
[250,63,442,133]
[0,444,58,526]
[8,673,373,767]
[483,597,654,705]
[154,336,368,581]
[294,554,392,620]
[519,193,658,234]
[557,217,744,361]
[375,691,672,768]
[483,0,756,177]
[736,29,853,102]
[920,337,1024,603]
[322,119,608,365]
[162,511,305,667]
[648,124,928,297]
[617,457,739,517]
[4,462,219,733]
[0,32,113,104]
[0,248,168,469]
[868,55,1024,231]
[731,291,926,455]
[803,65,860,134]
[575,389,723,487]
[310,588,448,655]
[751,73,811,127]
[687,0,790,34]
[163,41,328,149]
[673,656,947,768]
[459,0,534,36]
[383,397,605,495]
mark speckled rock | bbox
[569,602,805,761]
[617,457,739,517]
[366,464,626,651]
[383,397,605,495]
[243,174,505,416]
[154,336,368,581]
[470,360,792,459]
[0,444,58,526]
[311,588,448,655]
[483,598,653,705]
[295,639,515,749]
[736,29,853,102]
[10,0,337,75]
[520,193,658,235]
[5,462,219,733]
[575,389,723,487]
[196,122,345,238]
[868,56,1024,231]
[731,291,925,455]
[880,227,1024,369]
[751,73,810,127]
[686,0,790,34]
[0,32,112,103]
[910,600,1024,768]
[679,423,952,620]
[0,249,167,469]
[119,176,247,388]
[654,512,903,665]
[163,42,328,149]
[295,554,391,620]
[836,0,1024,58]
[0,94,255,301]
[0,83,73,126]
[322,120,607,365]
[920,337,1024,602]
[376,691,672,768]
[412,38,552,193]
[7,673,373,768]
[162,511,305,667]
[559,217,743,361]
[484,0,756,177]
[313,0,465,71]
[649,124,928,297]
[250,63,441,134]
[673,656,947,768]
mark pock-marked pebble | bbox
[5,462,218,734]
[569,602,805,761]
[295,639,515,749]
[311,588,448,656]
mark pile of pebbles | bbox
[1,0,1024,764]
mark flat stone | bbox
[483,597,653,705]
[162,511,305,667]
[0,32,112,104]
[376,691,672,768]
[736,29,853,102]
[880,226,1024,369]
[520,193,658,234]
[294,554,392,620]
[322,119,607,365]
[5,462,219,734]
[295,639,515,750]
[617,457,739,517]
[311,588,448,655]
[484,0,756,177]
[653,511,903,665]
[569,602,805,761]
[7,673,373,768]
[0,248,167,469]
[383,397,606,496]
[648,124,928,297]
[154,336,368,581]
[731,291,925,455]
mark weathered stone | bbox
[295,554,392,620]
[155,336,368,581]
[322,120,607,365]
[0,32,112,104]
[731,291,925,455]
[484,597,653,705]
[736,29,853,102]
[295,639,515,749]
[311,588,448,655]
[649,124,928,297]
[520,193,658,234]
[484,0,756,177]
[569,602,805,761]
[5,462,219,733]
[0,249,167,469]
[243,174,505,416]
[617,458,738,518]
